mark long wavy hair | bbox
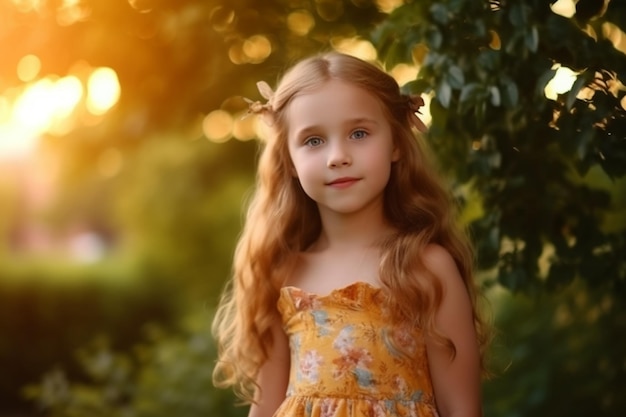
[212,52,490,402]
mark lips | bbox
[326,177,360,187]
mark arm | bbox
[248,317,290,417]
[422,244,482,417]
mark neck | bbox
[313,204,394,252]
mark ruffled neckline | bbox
[279,281,384,310]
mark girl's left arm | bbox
[422,244,482,417]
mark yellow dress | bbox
[275,281,439,417]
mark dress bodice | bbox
[274,281,438,417]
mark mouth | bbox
[326,177,360,187]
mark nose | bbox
[327,140,352,168]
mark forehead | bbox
[286,80,386,135]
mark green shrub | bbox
[484,280,626,417]
[24,311,246,417]
[0,258,180,413]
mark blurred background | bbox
[0,0,625,416]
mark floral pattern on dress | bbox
[277,282,439,417]
[299,349,324,382]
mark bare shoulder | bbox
[420,243,465,286]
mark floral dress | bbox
[274,281,439,417]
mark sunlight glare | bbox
[603,22,626,55]
[551,0,575,18]
[87,67,120,115]
[52,76,83,118]
[545,65,578,100]
[0,74,85,159]
[13,78,56,132]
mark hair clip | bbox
[244,81,274,115]
[406,94,427,133]
[256,81,274,101]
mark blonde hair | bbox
[212,52,490,401]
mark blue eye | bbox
[305,137,323,147]
[351,130,368,140]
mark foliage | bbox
[24,312,246,417]
[0,259,179,412]
[107,135,258,305]
[484,279,626,417]
[371,1,626,415]
[372,0,626,293]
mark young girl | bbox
[212,52,490,417]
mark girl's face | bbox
[286,79,399,218]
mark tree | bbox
[372,1,626,415]
[373,0,626,293]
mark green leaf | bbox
[537,68,558,97]
[502,80,519,108]
[437,82,452,108]
[499,266,527,291]
[430,3,450,24]
[525,26,539,52]
[575,127,595,160]
[547,262,576,288]
[460,82,482,103]
[426,27,443,50]
[401,79,431,95]
[489,86,501,107]
[446,65,465,89]
[566,71,591,110]
[509,2,527,27]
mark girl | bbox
[212,52,490,417]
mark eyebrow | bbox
[293,117,379,137]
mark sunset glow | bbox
[0,65,121,159]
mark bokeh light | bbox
[332,38,377,61]
[315,0,344,22]
[86,67,121,115]
[17,54,41,82]
[203,110,233,143]
[232,113,257,141]
[287,10,315,36]
[375,0,404,13]
[11,0,44,13]
[56,0,91,26]
[243,35,272,64]
[0,62,121,158]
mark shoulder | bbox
[420,244,463,283]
